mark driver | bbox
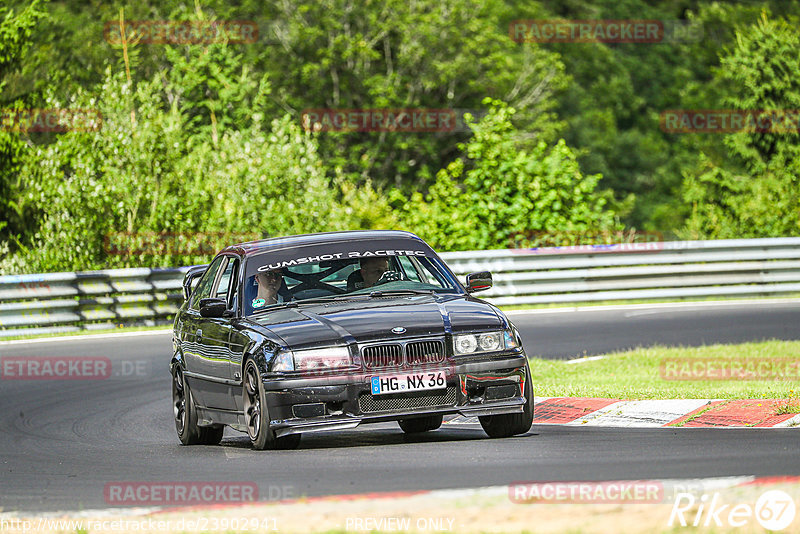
[360,257,390,288]
[347,257,391,291]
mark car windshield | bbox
[243,243,460,315]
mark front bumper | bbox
[256,353,529,438]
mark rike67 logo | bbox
[669,490,796,531]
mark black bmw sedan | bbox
[171,230,533,450]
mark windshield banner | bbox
[252,242,434,273]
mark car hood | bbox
[246,294,503,348]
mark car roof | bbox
[219,230,427,257]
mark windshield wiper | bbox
[251,294,366,314]
[251,291,437,314]
[292,294,370,306]
[368,289,436,298]
[251,300,299,313]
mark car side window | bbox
[190,256,226,310]
[215,258,239,308]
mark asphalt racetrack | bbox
[1,300,799,512]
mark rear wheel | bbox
[479,364,534,439]
[398,414,443,434]
[243,360,301,450]
[173,368,223,445]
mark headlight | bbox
[453,330,516,355]
[271,350,294,372]
[478,332,502,351]
[272,346,352,372]
[454,334,478,354]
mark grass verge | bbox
[498,293,800,311]
[531,339,800,401]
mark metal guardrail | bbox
[2,238,800,338]
[0,268,190,338]
[441,237,800,306]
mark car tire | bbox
[173,367,210,445]
[479,364,534,439]
[398,414,443,434]
[243,359,301,451]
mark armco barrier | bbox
[1,238,800,338]
[441,237,800,306]
[0,268,190,338]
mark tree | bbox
[3,10,398,273]
[253,0,568,188]
[681,12,800,238]
[0,0,46,250]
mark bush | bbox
[396,99,621,251]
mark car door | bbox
[224,258,251,411]
[182,255,228,409]
[214,256,248,411]
[190,255,241,411]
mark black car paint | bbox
[250,294,504,347]
[171,230,530,439]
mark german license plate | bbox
[370,371,447,395]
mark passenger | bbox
[252,269,284,308]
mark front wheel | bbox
[173,368,223,445]
[243,360,300,450]
[479,364,534,439]
[398,414,443,434]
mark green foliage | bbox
[12,70,188,271]
[4,28,397,273]
[255,0,569,187]
[397,99,621,251]
[537,0,684,231]
[681,12,800,239]
[181,114,346,237]
[163,21,271,144]
[9,1,800,273]
[0,0,46,252]
[0,0,44,77]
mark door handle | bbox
[196,328,203,339]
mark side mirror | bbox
[182,264,209,300]
[199,298,230,318]
[466,271,492,293]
